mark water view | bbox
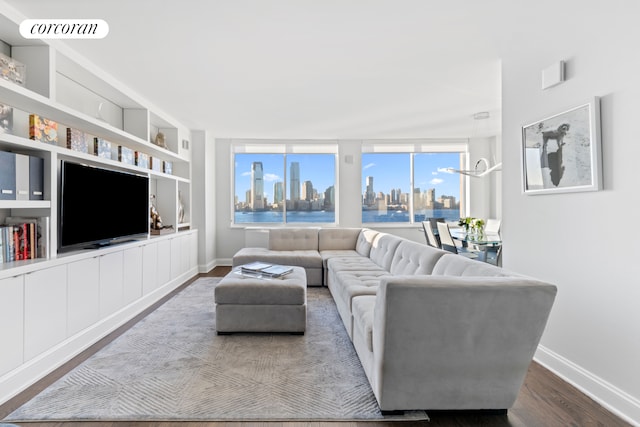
[234,208,459,224]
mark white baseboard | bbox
[0,268,197,406]
[198,259,218,273]
[535,345,640,426]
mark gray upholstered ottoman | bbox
[215,266,307,334]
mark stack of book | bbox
[0,217,49,263]
[240,262,293,278]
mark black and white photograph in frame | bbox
[521,97,602,195]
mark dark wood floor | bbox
[0,266,631,427]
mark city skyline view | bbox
[234,154,336,208]
[234,152,462,223]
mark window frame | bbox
[361,139,469,226]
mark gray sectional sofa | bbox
[232,227,557,413]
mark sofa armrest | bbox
[371,275,557,411]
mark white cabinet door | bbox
[123,246,143,305]
[189,231,198,271]
[0,275,24,376]
[67,256,100,336]
[170,236,181,279]
[24,265,67,361]
[180,234,190,275]
[142,242,158,294]
[99,252,124,318]
[157,239,171,286]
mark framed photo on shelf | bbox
[521,97,602,195]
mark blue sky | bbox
[235,152,461,202]
[235,154,336,202]
[362,152,461,198]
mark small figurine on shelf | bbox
[149,194,174,235]
[150,194,163,230]
[154,131,168,149]
[178,190,185,224]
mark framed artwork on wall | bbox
[521,97,602,195]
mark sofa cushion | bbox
[233,247,322,269]
[327,255,381,272]
[352,295,377,352]
[389,240,447,276]
[432,253,515,277]
[320,249,361,268]
[269,228,319,251]
[355,228,379,257]
[333,270,389,308]
[369,233,403,271]
[318,228,361,251]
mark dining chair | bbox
[436,221,479,259]
[485,218,501,234]
[422,221,441,248]
[428,217,445,231]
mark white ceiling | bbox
[3,0,515,139]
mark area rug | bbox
[4,277,428,422]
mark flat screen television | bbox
[59,160,149,252]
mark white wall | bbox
[192,130,217,272]
[500,9,640,424]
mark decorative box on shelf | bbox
[0,52,26,86]
[135,151,149,168]
[0,103,13,134]
[150,156,163,172]
[94,137,111,159]
[117,146,134,164]
[66,128,88,153]
[29,114,58,145]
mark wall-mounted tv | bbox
[58,160,149,252]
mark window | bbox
[362,141,466,224]
[233,142,336,224]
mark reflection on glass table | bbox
[449,229,502,246]
[449,228,502,266]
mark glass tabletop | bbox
[450,229,502,246]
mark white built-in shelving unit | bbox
[0,5,198,404]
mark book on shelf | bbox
[239,262,293,278]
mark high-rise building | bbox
[251,161,264,210]
[290,162,300,201]
[302,180,313,201]
[364,176,375,206]
[324,185,335,209]
[273,181,284,204]
[426,188,436,208]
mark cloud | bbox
[430,178,444,185]
[241,171,251,177]
[363,162,376,170]
[437,167,455,174]
[263,173,281,182]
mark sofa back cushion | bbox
[355,228,379,257]
[269,228,319,251]
[318,228,361,251]
[369,233,403,271]
[389,240,446,275]
[432,253,515,277]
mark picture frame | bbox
[521,97,602,195]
